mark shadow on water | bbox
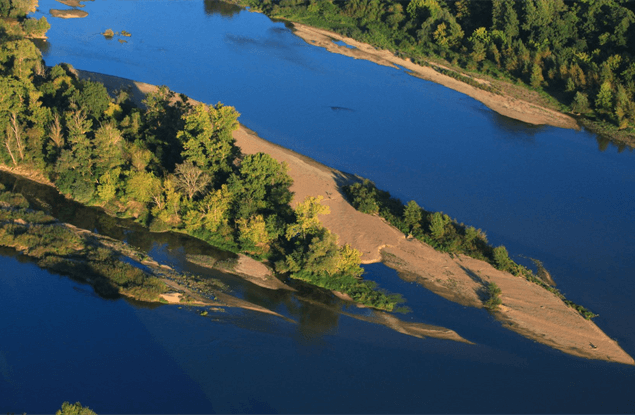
[489,110,546,138]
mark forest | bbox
[236,0,635,145]
[0,0,402,310]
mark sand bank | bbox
[289,23,578,130]
[50,9,88,18]
[75,70,633,365]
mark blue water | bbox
[1,0,633,412]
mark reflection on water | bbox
[30,37,51,54]
[204,0,242,18]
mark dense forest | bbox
[0,0,403,310]
[236,0,635,144]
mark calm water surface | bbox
[2,0,634,412]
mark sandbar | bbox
[50,9,88,18]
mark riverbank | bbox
[75,70,635,365]
[288,23,578,131]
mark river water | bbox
[2,0,634,412]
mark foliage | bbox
[56,402,97,415]
[484,281,502,311]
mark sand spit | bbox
[74,70,633,364]
[289,23,578,130]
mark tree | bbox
[0,39,43,80]
[73,80,110,119]
[493,245,513,272]
[178,103,240,177]
[93,121,124,174]
[237,214,272,255]
[126,170,162,204]
[229,152,293,220]
[286,195,330,240]
[571,91,589,114]
[173,160,210,200]
[403,200,422,234]
[596,81,613,113]
[492,0,518,42]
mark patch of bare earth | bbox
[290,23,578,130]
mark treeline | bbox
[238,0,635,142]
[344,179,597,319]
[0,6,401,310]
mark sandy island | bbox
[75,69,633,365]
[289,23,578,130]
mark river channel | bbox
[1,0,634,412]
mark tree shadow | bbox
[458,264,488,302]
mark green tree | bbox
[493,245,513,272]
[285,195,330,240]
[229,152,293,220]
[403,200,422,234]
[237,214,272,255]
[126,170,162,204]
[571,91,590,114]
[178,103,240,177]
[492,0,518,42]
[596,81,613,113]
[73,80,111,119]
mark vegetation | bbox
[0,7,401,310]
[484,281,502,311]
[56,402,97,415]
[235,0,635,147]
[343,178,597,319]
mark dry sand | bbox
[290,23,578,130]
[75,70,633,365]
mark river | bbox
[2,0,634,412]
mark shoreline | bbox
[74,69,633,365]
[288,22,579,131]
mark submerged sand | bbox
[76,70,633,365]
